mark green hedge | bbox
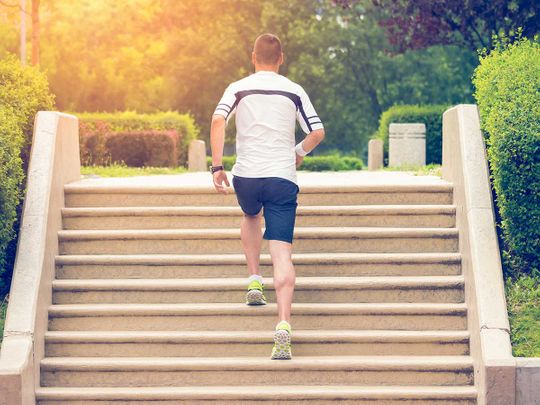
[473,36,540,277]
[0,56,55,296]
[77,111,199,166]
[207,154,364,172]
[81,130,181,167]
[373,104,449,165]
[0,109,24,294]
[0,55,55,169]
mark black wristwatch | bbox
[210,165,224,174]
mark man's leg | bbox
[268,240,295,322]
[241,211,263,276]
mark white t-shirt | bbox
[213,70,324,185]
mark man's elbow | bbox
[313,128,325,143]
[211,114,226,126]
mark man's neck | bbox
[254,65,279,73]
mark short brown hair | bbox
[253,33,282,65]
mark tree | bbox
[336,0,540,52]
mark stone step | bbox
[58,227,459,255]
[64,184,454,207]
[48,302,467,331]
[51,276,465,304]
[61,205,456,229]
[40,355,474,387]
[44,330,470,357]
[55,253,462,278]
[35,384,478,404]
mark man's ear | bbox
[251,51,257,66]
[279,52,285,66]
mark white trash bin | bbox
[389,123,426,167]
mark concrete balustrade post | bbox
[368,139,383,170]
[188,140,207,172]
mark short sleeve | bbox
[213,83,237,124]
[296,86,324,134]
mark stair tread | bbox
[58,227,459,239]
[52,275,465,291]
[64,183,454,194]
[44,329,470,343]
[36,384,477,400]
[41,355,474,370]
[48,302,468,316]
[55,252,462,265]
[61,204,457,217]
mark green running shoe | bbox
[245,279,267,305]
[271,320,292,360]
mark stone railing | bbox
[0,112,80,405]
[442,104,540,405]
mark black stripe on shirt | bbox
[214,107,230,114]
[217,103,232,111]
[233,89,313,132]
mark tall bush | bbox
[0,109,24,293]
[473,36,540,277]
[0,55,55,169]
[0,56,55,296]
[373,104,449,165]
[77,111,199,166]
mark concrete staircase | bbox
[35,177,477,404]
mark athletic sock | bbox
[248,274,263,285]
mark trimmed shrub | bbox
[373,104,449,165]
[0,108,24,294]
[106,131,180,167]
[0,56,55,297]
[0,55,55,169]
[77,111,198,166]
[473,35,540,277]
[206,154,364,172]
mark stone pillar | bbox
[188,140,207,172]
[368,139,383,170]
[389,123,426,167]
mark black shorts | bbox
[232,175,300,244]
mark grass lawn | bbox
[505,274,540,357]
[380,163,442,177]
[81,162,188,177]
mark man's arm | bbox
[295,128,325,167]
[210,114,226,166]
[210,114,230,194]
[210,82,237,194]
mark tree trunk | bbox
[31,0,39,65]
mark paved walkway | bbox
[75,170,449,188]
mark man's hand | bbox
[213,170,231,194]
[296,153,304,168]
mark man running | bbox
[209,33,325,360]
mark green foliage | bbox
[300,155,364,171]
[0,109,24,296]
[82,130,181,168]
[77,111,199,166]
[473,35,540,277]
[24,0,476,158]
[0,295,7,345]
[207,154,363,172]
[0,56,55,297]
[504,274,540,357]
[81,162,187,177]
[0,54,55,166]
[374,104,449,164]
